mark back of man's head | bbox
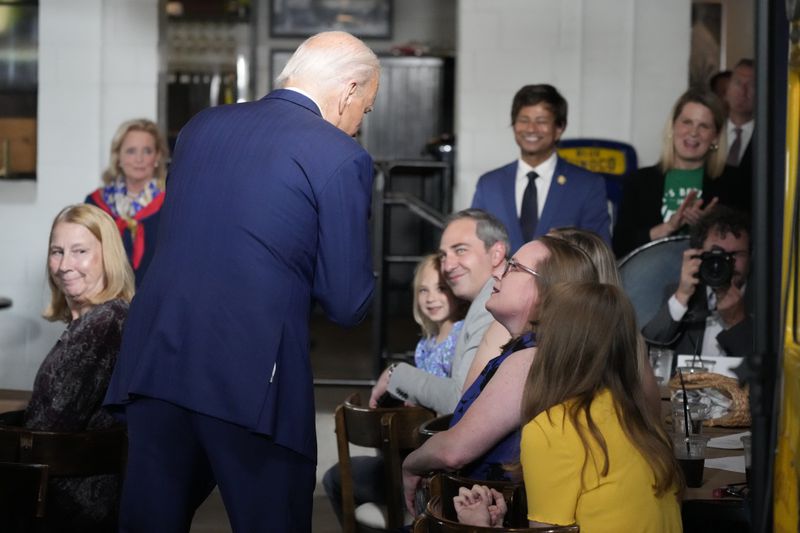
[510,84,568,128]
[690,205,750,248]
[445,209,510,253]
[275,31,380,96]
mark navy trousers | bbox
[119,397,315,533]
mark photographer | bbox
[643,206,752,358]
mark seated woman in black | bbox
[22,204,134,532]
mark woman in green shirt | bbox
[613,89,744,257]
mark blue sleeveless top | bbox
[448,331,537,480]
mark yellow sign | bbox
[557,147,627,175]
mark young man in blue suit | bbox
[104,31,380,532]
[471,84,611,253]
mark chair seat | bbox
[335,392,435,533]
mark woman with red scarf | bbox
[86,119,169,285]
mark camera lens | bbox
[698,250,734,288]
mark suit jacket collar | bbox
[537,156,571,234]
[501,162,520,231]
[264,89,322,117]
[684,287,711,323]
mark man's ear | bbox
[489,241,507,268]
[337,81,358,115]
[553,124,566,144]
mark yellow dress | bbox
[520,389,682,533]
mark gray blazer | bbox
[387,278,494,414]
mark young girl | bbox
[412,254,467,377]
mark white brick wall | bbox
[0,0,158,390]
[454,0,692,210]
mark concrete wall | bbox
[0,0,159,390]
[454,0,693,210]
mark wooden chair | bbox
[0,422,127,532]
[0,462,48,531]
[416,413,453,446]
[427,471,529,528]
[419,495,580,533]
[334,392,435,533]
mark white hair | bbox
[275,31,380,93]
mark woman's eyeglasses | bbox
[501,257,541,279]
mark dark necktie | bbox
[520,171,539,242]
[727,127,742,167]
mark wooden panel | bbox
[361,56,452,161]
[0,118,36,174]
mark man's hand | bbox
[368,367,392,408]
[453,485,507,527]
[715,283,747,328]
[675,248,702,306]
[402,468,422,516]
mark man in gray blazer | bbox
[369,209,509,414]
[323,209,508,526]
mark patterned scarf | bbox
[101,177,161,220]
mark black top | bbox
[24,298,128,532]
[613,164,749,258]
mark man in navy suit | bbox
[104,31,379,532]
[471,84,610,252]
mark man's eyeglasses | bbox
[501,258,541,279]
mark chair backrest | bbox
[0,424,128,477]
[618,235,690,328]
[0,461,48,529]
[422,496,580,532]
[428,472,528,528]
[335,392,435,532]
[0,423,127,531]
[557,138,639,230]
[416,413,453,447]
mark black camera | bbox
[696,248,735,288]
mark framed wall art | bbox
[270,0,392,39]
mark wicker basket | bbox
[668,371,751,427]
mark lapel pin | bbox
[557,175,567,185]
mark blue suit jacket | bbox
[471,157,611,252]
[104,90,375,462]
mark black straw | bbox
[678,368,691,454]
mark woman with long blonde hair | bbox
[20,204,134,531]
[613,89,747,257]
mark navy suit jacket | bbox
[104,90,375,462]
[471,157,611,252]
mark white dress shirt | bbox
[726,119,755,165]
[283,86,322,115]
[514,151,557,218]
[667,284,747,356]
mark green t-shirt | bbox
[661,167,704,222]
